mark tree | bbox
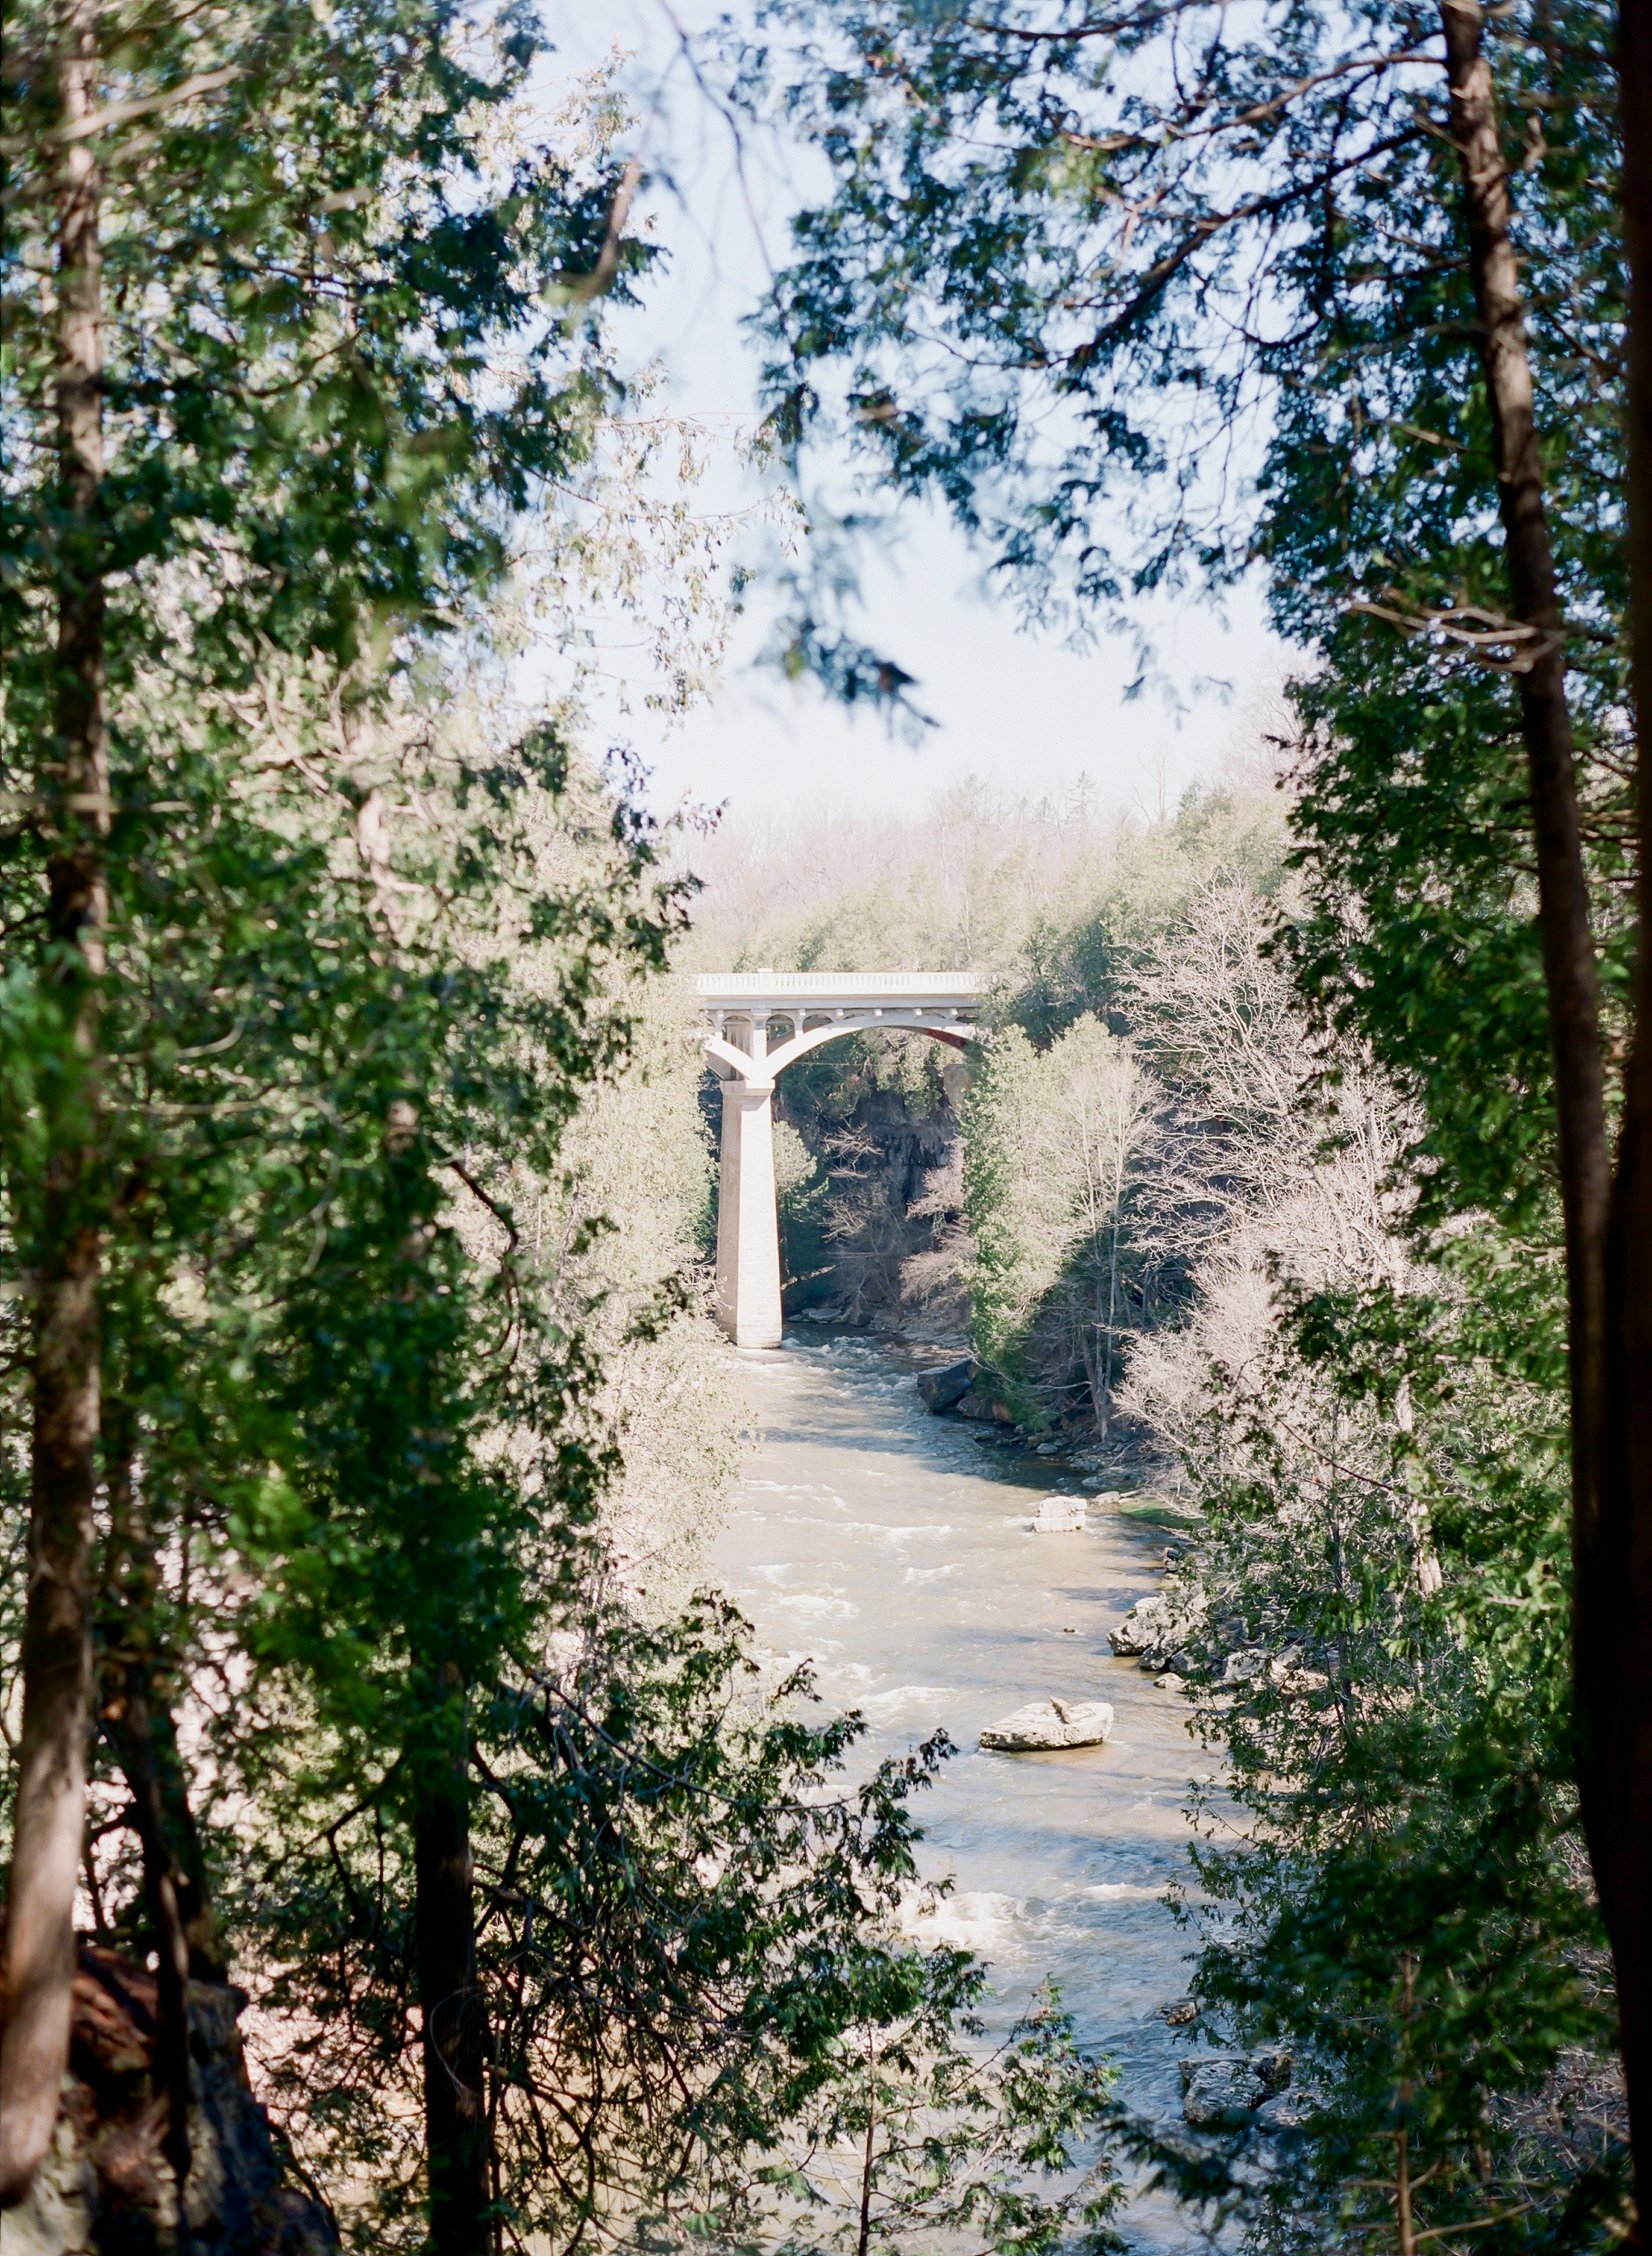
[1112,908,1627,2246]
[232,716,686,2256]
[0,0,652,2191]
[241,1588,1123,2256]
[1039,1017,1152,1431]
[736,0,1648,2223]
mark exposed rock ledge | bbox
[980,1697,1114,1751]
[6,1939,336,2256]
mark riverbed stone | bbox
[1110,1582,1205,1669]
[956,1387,1015,1423]
[1031,1498,1087,1532]
[1180,2047,1292,2126]
[917,1356,975,1412]
[979,1696,1114,1751]
[1219,1648,1267,1689]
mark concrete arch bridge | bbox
[697,970,986,1348]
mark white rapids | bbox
[711,1331,1227,2254]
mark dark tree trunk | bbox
[95,1414,234,2223]
[1442,2,1644,2233]
[114,1671,195,2210]
[0,0,109,2204]
[1438,0,1611,1421]
[100,1409,226,1985]
[415,1692,491,2256]
[1607,4,1652,2238]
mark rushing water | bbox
[710,1331,1221,2256]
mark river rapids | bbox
[711,1331,1226,2255]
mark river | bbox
[710,1332,1222,2255]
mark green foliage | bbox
[961,1026,1058,1413]
[0,686,684,1853]
[244,1592,1124,2256]
[774,1113,831,1297]
[711,5,1634,2240]
[1,0,685,1940]
[1141,1280,1629,2250]
[2,0,645,697]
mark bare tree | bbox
[1036,1025,1154,1430]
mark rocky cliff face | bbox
[776,1051,971,1335]
[7,1941,336,2256]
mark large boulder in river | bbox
[1031,1498,1087,1533]
[1109,1580,1205,1670]
[1180,2048,1293,2127]
[918,1357,976,1412]
[980,1696,1114,1752]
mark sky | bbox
[545,1,1286,825]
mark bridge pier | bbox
[698,972,984,1352]
[715,1076,783,1348]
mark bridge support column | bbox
[715,1079,782,1348]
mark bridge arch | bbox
[704,1015,985,1086]
[695,971,985,1347]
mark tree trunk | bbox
[1438,0,1610,1390]
[1442,2,1642,2232]
[100,1417,190,2204]
[113,1671,195,2213]
[0,0,109,2205]
[1606,5,1652,2237]
[95,1410,238,2225]
[415,1691,491,2256]
[1099,1205,1122,1438]
[100,1406,226,1984]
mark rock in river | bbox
[980,1696,1114,1752]
[917,1356,976,1412]
[1180,2048,1293,2126]
[1031,1497,1087,1533]
[1109,1581,1205,1670]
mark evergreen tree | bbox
[1,0,649,2196]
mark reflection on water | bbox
[711,1333,1225,2255]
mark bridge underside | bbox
[696,976,984,1350]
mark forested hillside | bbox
[6,0,1652,2252]
[685,760,1289,1349]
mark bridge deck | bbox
[695,969,982,1017]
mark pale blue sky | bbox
[547,0,1284,821]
